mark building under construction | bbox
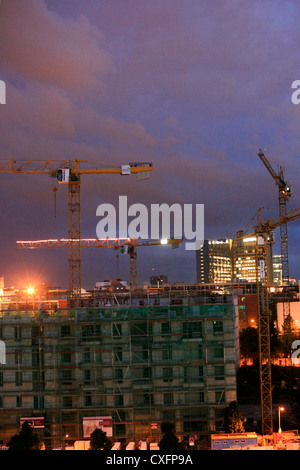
[0,290,239,449]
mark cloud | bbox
[75,107,158,152]
[90,0,300,123]
[1,0,300,286]
[2,82,75,139]
[0,0,113,90]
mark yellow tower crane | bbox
[257,149,292,293]
[0,159,152,306]
[16,237,182,294]
[235,206,300,436]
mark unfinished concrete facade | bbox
[0,298,238,448]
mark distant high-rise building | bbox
[272,255,283,286]
[196,239,232,283]
[232,231,273,285]
[196,233,274,285]
[232,232,257,283]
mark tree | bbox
[223,401,245,433]
[90,428,112,450]
[281,315,297,358]
[159,422,180,451]
[239,327,258,361]
[270,320,282,357]
[7,422,42,450]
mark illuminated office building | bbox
[197,233,273,285]
[232,233,257,283]
[272,255,283,286]
[232,231,273,285]
[196,239,232,284]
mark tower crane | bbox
[235,206,300,436]
[0,159,152,306]
[257,149,292,288]
[16,237,182,293]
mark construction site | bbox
[0,289,239,449]
[0,148,300,451]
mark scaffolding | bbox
[0,296,238,448]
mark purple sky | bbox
[1,0,300,290]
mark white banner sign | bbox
[83,416,113,438]
[259,259,265,279]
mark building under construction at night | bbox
[0,288,240,449]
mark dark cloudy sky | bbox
[1,0,300,290]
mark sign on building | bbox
[0,340,6,365]
[82,416,113,438]
[20,417,45,429]
[259,259,265,279]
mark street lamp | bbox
[278,406,284,433]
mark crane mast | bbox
[254,215,274,436]
[68,176,81,307]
